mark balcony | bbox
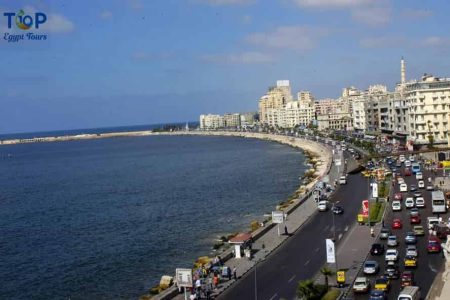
[414,119,426,124]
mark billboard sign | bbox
[176,268,193,288]
[272,211,284,224]
[362,200,369,217]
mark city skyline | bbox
[2,0,450,134]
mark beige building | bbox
[258,80,293,124]
[200,114,224,130]
[317,113,353,131]
[223,113,241,128]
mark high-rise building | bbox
[258,80,293,124]
[200,114,224,130]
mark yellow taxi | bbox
[374,276,390,291]
[404,255,417,268]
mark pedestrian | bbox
[382,220,385,227]
[233,267,237,280]
[213,274,219,289]
[284,225,289,235]
[227,266,232,280]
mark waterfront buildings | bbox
[258,80,293,125]
[199,112,257,130]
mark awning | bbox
[229,233,253,244]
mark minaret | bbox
[401,57,406,84]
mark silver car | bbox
[387,235,398,247]
[363,260,379,275]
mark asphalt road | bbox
[352,161,446,300]
[219,152,369,300]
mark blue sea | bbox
[0,133,305,299]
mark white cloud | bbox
[196,0,255,5]
[293,0,372,8]
[100,10,113,20]
[422,37,450,47]
[359,36,406,48]
[245,26,328,52]
[351,6,391,26]
[202,51,274,64]
[400,8,432,19]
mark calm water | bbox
[0,135,305,299]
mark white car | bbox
[339,176,347,185]
[416,172,423,180]
[415,197,425,208]
[399,155,406,163]
[405,197,415,208]
[317,201,328,211]
[398,177,405,185]
[392,201,402,211]
[353,277,370,293]
[427,184,434,191]
[405,160,411,167]
[387,235,398,247]
[428,216,440,230]
[406,245,418,257]
[418,180,425,189]
[409,155,415,162]
[385,249,399,261]
[400,183,408,192]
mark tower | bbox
[401,57,406,84]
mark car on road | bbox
[413,225,425,236]
[404,255,417,268]
[416,172,423,180]
[406,245,418,257]
[427,237,442,253]
[418,180,425,189]
[374,276,390,292]
[410,184,417,192]
[317,201,328,212]
[400,183,408,192]
[363,260,380,275]
[392,219,402,229]
[371,243,385,255]
[405,232,417,244]
[410,215,421,224]
[410,208,420,217]
[405,197,415,208]
[332,205,344,214]
[405,160,412,167]
[384,264,400,279]
[392,201,402,211]
[353,277,370,293]
[394,193,403,201]
[427,184,435,191]
[401,271,415,287]
[385,249,399,261]
[398,177,405,185]
[427,216,440,230]
[413,191,422,197]
[415,197,425,208]
[380,228,391,240]
[409,155,415,162]
[339,176,347,184]
[369,289,387,300]
[404,168,412,176]
[387,235,398,247]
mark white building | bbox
[199,114,224,130]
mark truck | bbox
[398,286,420,300]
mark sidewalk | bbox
[166,141,341,300]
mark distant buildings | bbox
[199,58,450,146]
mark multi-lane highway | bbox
[352,160,446,300]
[219,152,369,300]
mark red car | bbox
[394,193,403,201]
[404,168,412,176]
[427,236,442,253]
[392,218,402,229]
[410,215,421,224]
[401,271,414,287]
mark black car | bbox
[384,265,400,279]
[410,184,417,192]
[332,205,344,214]
[370,243,385,255]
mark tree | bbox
[296,280,319,300]
[320,267,333,290]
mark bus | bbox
[411,163,421,174]
[431,190,446,214]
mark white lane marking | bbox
[304,260,310,266]
[288,274,296,283]
[344,225,349,232]
[269,293,278,300]
[338,233,343,240]
[315,247,320,252]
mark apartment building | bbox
[223,113,241,128]
[258,80,293,124]
[199,114,224,130]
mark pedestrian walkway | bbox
[163,141,342,300]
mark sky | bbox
[1,0,450,134]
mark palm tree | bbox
[296,279,318,300]
[320,267,333,290]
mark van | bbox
[398,286,420,300]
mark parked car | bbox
[363,260,380,275]
[392,219,402,229]
[353,277,370,293]
[387,235,398,247]
[371,243,385,255]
